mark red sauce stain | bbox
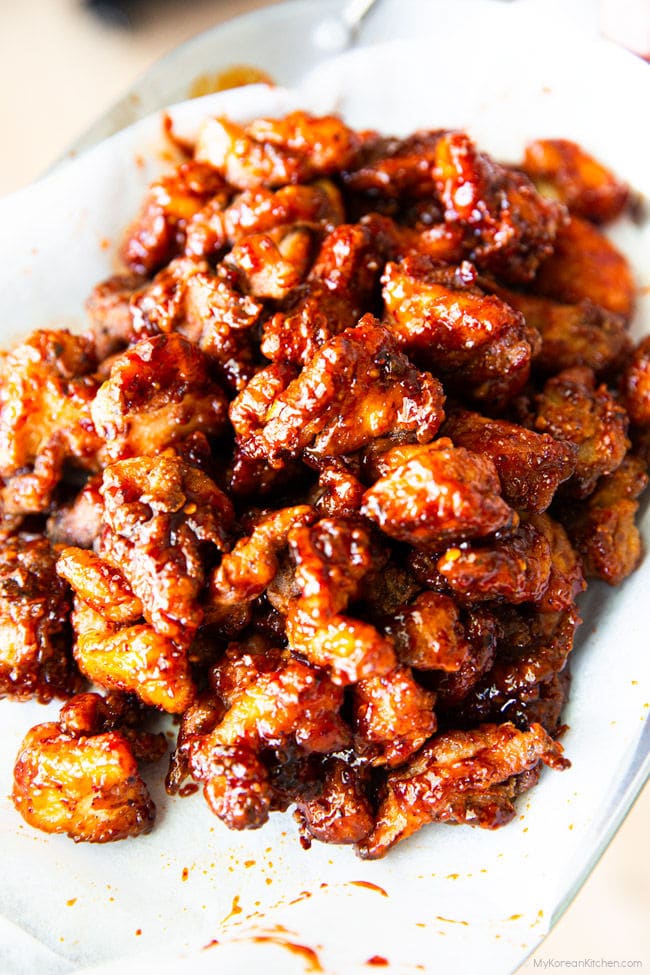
[66,898,77,907]
[366,956,389,966]
[250,936,323,972]
[99,238,111,251]
[179,783,199,797]
[265,877,273,885]
[134,154,145,170]
[446,873,459,880]
[181,867,189,881]
[222,895,243,923]
[288,890,313,906]
[436,915,468,926]
[203,938,220,950]
[349,881,388,897]
[244,859,256,869]
[507,914,523,921]
[135,929,142,937]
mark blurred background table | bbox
[0,0,648,970]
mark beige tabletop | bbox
[1,1,648,971]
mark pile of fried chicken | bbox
[3,113,649,858]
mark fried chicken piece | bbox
[121,161,230,275]
[129,256,209,339]
[558,456,647,585]
[85,273,144,359]
[362,440,515,547]
[433,607,498,710]
[534,366,629,498]
[494,287,631,377]
[444,409,576,512]
[295,758,374,846]
[454,607,581,724]
[621,335,650,427]
[58,690,168,761]
[72,598,195,713]
[221,181,344,244]
[207,505,315,627]
[384,591,470,672]
[525,513,586,613]
[261,223,390,367]
[352,665,437,766]
[286,518,396,684]
[57,547,143,624]
[99,454,233,644]
[433,131,565,282]
[248,317,445,463]
[0,534,77,702]
[226,232,304,300]
[12,712,156,843]
[534,216,635,319]
[342,130,445,201]
[309,460,366,519]
[382,257,538,407]
[358,721,568,858]
[92,333,228,463]
[195,112,359,189]
[46,476,104,548]
[438,522,553,605]
[522,139,629,223]
[0,330,101,514]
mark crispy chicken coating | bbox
[0,535,77,702]
[383,591,470,672]
[362,440,515,547]
[121,161,229,275]
[352,665,437,766]
[433,131,565,282]
[286,517,396,684]
[534,216,635,319]
[382,257,538,407]
[99,454,233,644]
[85,273,144,360]
[13,709,156,843]
[0,330,101,514]
[444,409,576,512]
[522,139,629,223]
[438,522,553,605]
[495,289,631,378]
[558,456,647,585]
[195,112,359,190]
[533,366,629,498]
[359,721,568,858]
[91,333,228,462]
[295,758,374,846]
[242,317,445,463]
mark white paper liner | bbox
[1,8,649,975]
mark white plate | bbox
[1,4,649,975]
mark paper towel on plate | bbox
[1,8,649,975]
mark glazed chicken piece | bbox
[85,273,145,360]
[494,288,631,378]
[362,440,514,547]
[218,181,344,246]
[0,330,101,514]
[207,505,316,630]
[382,257,539,407]
[433,131,565,282]
[525,513,586,613]
[533,216,635,320]
[261,222,389,366]
[70,597,195,713]
[558,455,648,586]
[358,721,569,858]
[237,316,445,464]
[286,517,396,684]
[533,366,629,498]
[183,642,349,829]
[352,665,437,766]
[195,112,360,190]
[383,591,471,672]
[99,453,233,644]
[522,139,629,223]
[0,534,77,702]
[620,335,650,427]
[295,758,374,847]
[121,160,230,275]
[444,409,576,512]
[91,333,228,462]
[12,693,160,842]
[437,522,553,605]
